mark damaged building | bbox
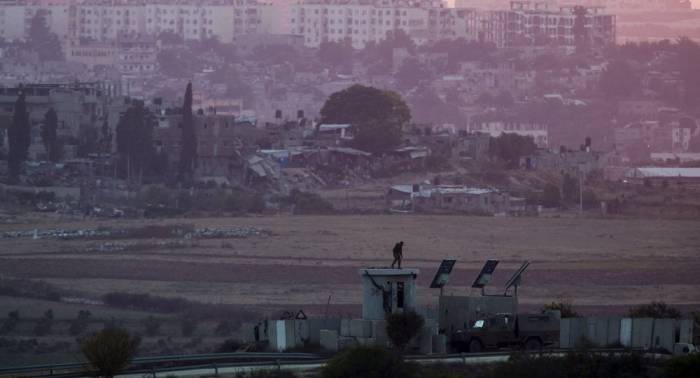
[386,185,513,215]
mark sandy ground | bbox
[1,214,700,316]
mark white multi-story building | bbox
[0,0,270,44]
[290,0,470,49]
[289,0,615,49]
[0,0,71,42]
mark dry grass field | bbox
[1,214,700,316]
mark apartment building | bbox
[0,0,270,44]
[0,0,71,42]
[289,0,468,49]
[503,1,615,48]
[289,0,614,49]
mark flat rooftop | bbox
[359,268,419,276]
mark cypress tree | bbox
[8,89,31,179]
[178,82,197,180]
[41,108,59,162]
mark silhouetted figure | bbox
[391,241,404,269]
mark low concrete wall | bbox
[563,317,693,352]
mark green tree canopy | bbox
[320,85,411,154]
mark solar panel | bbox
[504,261,530,295]
[471,259,499,289]
[429,259,457,289]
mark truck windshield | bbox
[473,320,485,329]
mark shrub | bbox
[101,292,258,321]
[102,292,191,313]
[69,310,92,336]
[217,339,243,353]
[386,311,425,352]
[321,346,415,378]
[489,351,650,378]
[81,328,139,378]
[543,301,578,318]
[664,353,700,378]
[629,301,681,319]
[0,310,20,335]
[0,277,62,301]
[33,309,54,336]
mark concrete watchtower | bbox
[359,268,419,321]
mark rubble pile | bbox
[1,226,272,240]
[85,240,191,253]
[185,227,273,239]
[0,228,113,240]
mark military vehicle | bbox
[431,260,561,352]
[450,312,560,352]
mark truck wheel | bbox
[468,339,483,353]
[525,338,542,350]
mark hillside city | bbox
[0,0,698,218]
[0,1,700,376]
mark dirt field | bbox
[1,214,699,317]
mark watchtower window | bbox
[396,281,405,308]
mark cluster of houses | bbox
[386,184,525,216]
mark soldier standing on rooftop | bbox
[391,241,404,269]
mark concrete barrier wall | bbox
[563,317,693,351]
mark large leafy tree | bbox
[40,108,61,162]
[81,328,139,378]
[27,10,63,61]
[8,90,31,179]
[178,82,197,180]
[320,85,411,154]
[116,101,156,182]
